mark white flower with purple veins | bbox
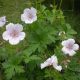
[21,7,37,24]
[0,16,6,27]
[41,55,62,71]
[61,39,79,56]
[2,23,25,45]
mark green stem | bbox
[36,0,38,9]
[53,0,55,6]
[72,0,74,11]
[59,0,62,9]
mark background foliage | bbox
[0,0,80,80]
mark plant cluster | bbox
[0,2,80,80]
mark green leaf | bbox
[45,68,63,80]
[14,66,24,73]
[22,44,39,56]
[30,55,41,61]
[24,54,41,63]
[4,66,15,80]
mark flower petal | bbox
[51,55,58,64]
[61,40,67,46]
[62,47,69,54]
[18,32,25,40]
[62,47,76,56]
[21,14,27,22]
[9,38,20,45]
[2,31,9,41]
[68,50,76,56]
[14,24,23,31]
[61,39,75,47]
[0,16,6,27]
[25,19,34,24]
[6,23,14,30]
[31,7,37,14]
[0,22,5,27]
[0,16,6,21]
[23,8,30,13]
[32,16,37,22]
[54,65,62,71]
[73,44,79,51]
[41,62,49,69]
[67,39,75,44]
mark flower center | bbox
[66,43,73,50]
[28,13,33,19]
[10,29,19,38]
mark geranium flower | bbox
[0,16,6,27]
[2,23,25,45]
[61,39,79,56]
[21,7,37,24]
[41,55,62,71]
